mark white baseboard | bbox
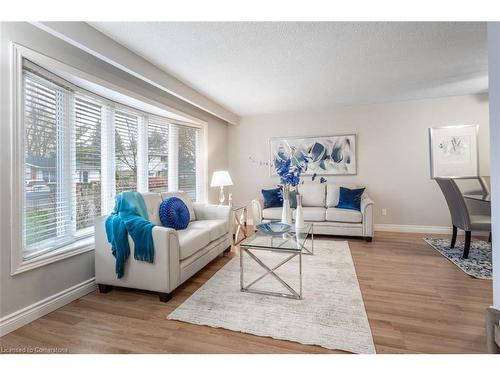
[374,224,453,234]
[0,278,96,337]
[374,224,490,236]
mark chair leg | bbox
[463,231,471,259]
[450,225,457,248]
[488,232,492,243]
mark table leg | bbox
[240,247,244,291]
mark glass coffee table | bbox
[239,223,314,300]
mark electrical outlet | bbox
[381,208,387,216]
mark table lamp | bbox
[210,170,233,205]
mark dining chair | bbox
[435,177,491,258]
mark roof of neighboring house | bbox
[26,156,100,171]
[26,155,55,169]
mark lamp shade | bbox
[210,170,233,187]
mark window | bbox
[114,111,139,194]
[23,72,63,251]
[19,59,205,262]
[75,96,102,231]
[178,125,199,201]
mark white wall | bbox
[228,95,490,228]
[0,22,229,322]
[487,22,500,309]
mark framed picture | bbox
[269,134,357,176]
[428,125,479,179]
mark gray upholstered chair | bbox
[435,177,491,258]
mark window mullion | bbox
[168,124,179,192]
[137,115,148,193]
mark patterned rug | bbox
[424,238,492,279]
[167,239,375,354]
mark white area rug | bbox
[167,239,375,354]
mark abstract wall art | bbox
[428,125,479,178]
[269,134,357,176]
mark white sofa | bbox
[251,183,374,241]
[95,191,232,302]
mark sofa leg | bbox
[224,246,231,254]
[158,292,172,303]
[365,237,373,242]
[98,284,112,294]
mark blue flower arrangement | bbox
[274,151,308,187]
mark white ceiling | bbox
[89,22,488,117]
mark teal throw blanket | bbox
[105,192,155,278]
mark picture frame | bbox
[428,125,479,179]
[269,134,357,176]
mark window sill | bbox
[11,237,95,276]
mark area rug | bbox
[167,239,375,354]
[424,238,492,279]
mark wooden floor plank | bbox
[0,231,492,354]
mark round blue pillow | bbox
[159,197,190,230]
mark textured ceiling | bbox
[89,22,488,117]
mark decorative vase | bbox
[295,194,305,229]
[281,185,292,225]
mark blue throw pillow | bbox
[159,197,190,230]
[336,187,365,211]
[261,188,283,209]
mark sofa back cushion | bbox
[141,192,163,225]
[298,183,326,207]
[160,191,196,221]
[326,183,363,207]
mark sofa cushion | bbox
[300,207,326,222]
[177,227,210,260]
[262,207,295,220]
[141,192,163,225]
[189,219,228,242]
[326,207,363,223]
[298,184,326,207]
[161,191,196,221]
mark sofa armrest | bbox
[94,216,181,292]
[151,226,180,289]
[360,195,374,238]
[251,198,264,225]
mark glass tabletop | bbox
[240,223,313,252]
[231,203,248,211]
[464,194,491,202]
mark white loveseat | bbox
[95,191,232,302]
[251,183,374,241]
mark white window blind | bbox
[21,60,205,260]
[147,116,169,192]
[74,96,102,232]
[177,125,199,201]
[114,111,138,194]
[23,71,74,255]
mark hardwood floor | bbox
[0,231,492,354]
